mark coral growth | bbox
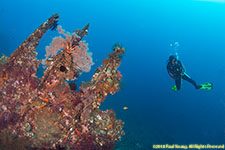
[0,14,124,150]
[0,129,30,150]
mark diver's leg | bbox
[182,73,200,89]
[175,79,181,90]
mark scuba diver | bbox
[167,55,213,91]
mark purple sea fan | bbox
[71,41,93,72]
[44,37,65,59]
[43,25,93,72]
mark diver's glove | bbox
[200,82,213,90]
[171,85,177,91]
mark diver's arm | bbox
[167,64,174,78]
[169,72,174,78]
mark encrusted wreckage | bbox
[0,14,125,150]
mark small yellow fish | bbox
[123,107,128,110]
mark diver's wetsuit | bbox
[167,59,200,90]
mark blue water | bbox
[1,0,225,149]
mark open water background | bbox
[1,0,225,149]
